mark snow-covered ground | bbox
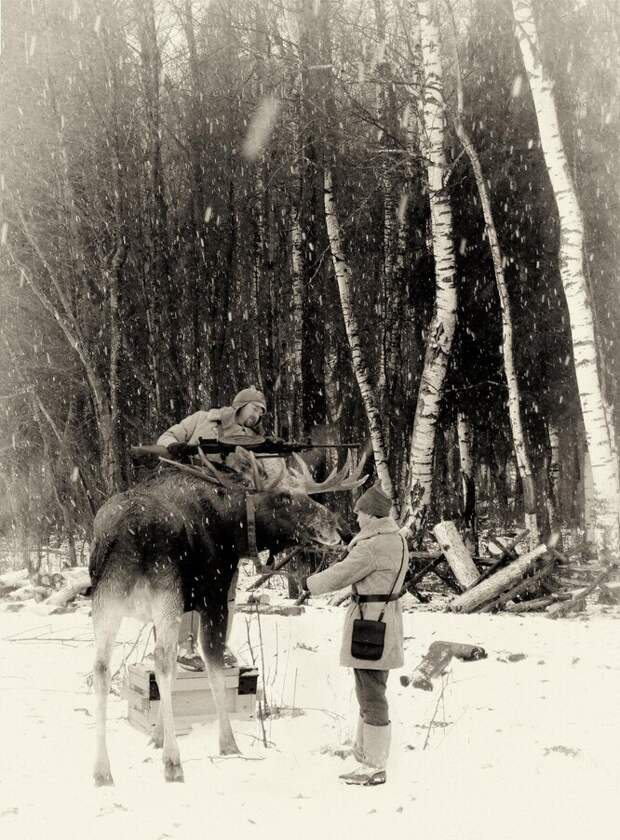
[1,590,619,840]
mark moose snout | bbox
[334,514,354,544]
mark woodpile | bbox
[0,566,91,612]
[405,521,618,617]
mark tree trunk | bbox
[447,10,538,545]
[583,446,596,548]
[281,4,305,439]
[324,169,397,509]
[457,411,476,550]
[512,0,620,559]
[403,0,458,534]
[299,0,328,432]
[107,243,127,493]
[373,0,400,410]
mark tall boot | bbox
[352,717,365,763]
[177,611,204,671]
[362,722,391,769]
[340,723,391,786]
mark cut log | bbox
[432,521,479,589]
[450,533,559,613]
[400,641,487,690]
[45,568,91,607]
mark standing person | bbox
[157,387,267,670]
[304,482,408,786]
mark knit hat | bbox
[232,388,267,413]
[354,482,392,518]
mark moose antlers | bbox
[161,446,367,495]
[288,451,368,494]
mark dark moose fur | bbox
[90,464,344,785]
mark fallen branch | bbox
[464,530,529,591]
[246,550,300,591]
[237,603,305,616]
[504,593,571,613]
[547,565,617,618]
[477,561,555,613]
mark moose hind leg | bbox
[152,603,184,782]
[198,607,240,756]
[92,601,122,786]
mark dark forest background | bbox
[0,0,618,564]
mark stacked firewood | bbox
[406,521,618,618]
[0,567,91,612]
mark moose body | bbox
[90,463,349,785]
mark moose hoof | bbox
[219,742,241,757]
[164,759,185,783]
[93,771,114,787]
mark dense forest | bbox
[0,0,618,566]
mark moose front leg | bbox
[198,607,240,756]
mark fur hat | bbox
[232,388,267,413]
[354,481,392,518]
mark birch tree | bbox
[512,0,620,557]
[403,0,458,534]
[447,2,539,545]
[324,169,397,508]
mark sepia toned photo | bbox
[0,0,618,837]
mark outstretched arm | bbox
[306,543,375,596]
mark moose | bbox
[90,449,365,785]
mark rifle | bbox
[197,435,359,458]
[130,435,359,463]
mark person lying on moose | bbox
[157,386,267,463]
[157,387,268,671]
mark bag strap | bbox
[377,538,407,622]
[353,535,407,622]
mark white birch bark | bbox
[449,27,538,545]
[324,169,396,508]
[456,411,474,511]
[512,0,620,557]
[583,447,596,547]
[403,0,458,533]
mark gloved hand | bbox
[167,441,196,463]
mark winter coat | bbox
[307,517,408,670]
[157,407,263,448]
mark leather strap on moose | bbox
[245,494,258,559]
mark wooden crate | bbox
[124,662,259,735]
